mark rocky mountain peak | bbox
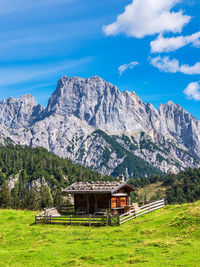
[46,75,120,121]
[86,75,105,82]
[166,100,174,105]
[46,76,152,133]
[18,94,37,106]
[0,93,43,129]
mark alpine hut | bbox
[62,176,136,215]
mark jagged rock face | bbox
[0,76,200,178]
[46,76,150,134]
[159,102,200,158]
[0,94,44,129]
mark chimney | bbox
[119,174,125,183]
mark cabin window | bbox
[119,197,127,207]
[111,197,117,208]
[111,196,127,208]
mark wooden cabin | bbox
[62,180,136,215]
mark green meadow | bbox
[1,202,200,266]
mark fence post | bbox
[133,208,136,218]
[107,213,110,226]
[118,215,120,226]
[148,203,151,213]
[70,215,72,225]
[89,215,91,226]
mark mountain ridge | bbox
[0,75,199,178]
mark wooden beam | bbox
[111,193,128,197]
[87,194,89,214]
[94,194,98,212]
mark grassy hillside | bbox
[1,202,200,266]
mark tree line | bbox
[0,143,199,209]
[0,144,114,210]
[129,167,200,205]
[0,181,64,210]
[164,168,200,204]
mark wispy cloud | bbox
[151,32,200,53]
[184,81,200,100]
[0,20,95,49]
[150,56,200,75]
[0,57,93,87]
[0,0,76,15]
[103,0,190,38]
[0,18,99,62]
[118,61,139,75]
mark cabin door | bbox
[89,195,95,214]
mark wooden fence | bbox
[118,199,165,225]
[35,213,107,226]
[58,205,75,214]
[35,199,165,226]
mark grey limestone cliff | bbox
[0,76,199,178]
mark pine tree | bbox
[11,184,20,209]
[39,185,53,209]
[0,181,12,208]
[20,186,29,209]
[26,188,39,210]
[53,188,63,207]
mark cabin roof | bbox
[62,181,136,194]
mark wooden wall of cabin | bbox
[74,194,87,211]
[117,188,131,194]
[74,193,110,212]
[74,189,132,212]
[96,194,110,209]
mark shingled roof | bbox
[62,181,136,194]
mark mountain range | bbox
[0,76,199,178]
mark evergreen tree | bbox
[11,184,20,209]
[20,186,29,209]
[26,188,39,210]
[39,185,53,209]
[0,181,12,208]
[53,188,63,207]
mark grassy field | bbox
[1,202,200,266]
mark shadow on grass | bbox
[29,222,37,226]
[131,220,151,224]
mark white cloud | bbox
[150,56,179,73]
[151,32,200,53]
[150,56,200,74]
[180,62,200,75]
[118,61,139,75]
[103,0,191,38]
[184,81,200,100]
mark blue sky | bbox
[0,0,200,119]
